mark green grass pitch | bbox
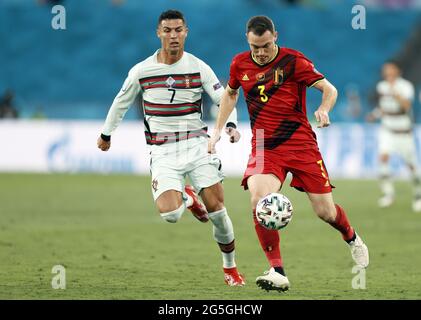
[1,173,421,299]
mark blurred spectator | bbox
[0,90,19,119]
[345,84,362,119]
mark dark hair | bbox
[384,59,401,69]
[246,15,275,35]
[158,10,186,26]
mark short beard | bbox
[169,49,179,56]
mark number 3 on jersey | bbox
[258,85,268,103]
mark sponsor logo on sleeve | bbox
[213,82,222,91]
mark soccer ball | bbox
[255,193,293,230]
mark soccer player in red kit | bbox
[208,16,369,292]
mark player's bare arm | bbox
[208,86,239,153]
[312,78,338,128]
[393,91,412,111]
[366,106,383,122]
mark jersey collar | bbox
[250,46,280,68]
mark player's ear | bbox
[273,31,278,43]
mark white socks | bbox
[184,193,194,208]
[380,162,394,197]
[160,192,194,223]
[160,204,237,269]
[208,208,236,268]
[160,203,185,223]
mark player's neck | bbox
[252,46,279,66]
[157,49,184,65]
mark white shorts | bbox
[149,136,224,201]
[379,128,417,165]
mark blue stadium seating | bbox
[0,0,420,121]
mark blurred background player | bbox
[97,10,244,286]
[0,89,19,119]
[367,61,421,211]
[209,15,369,291]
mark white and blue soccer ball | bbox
[255,193,293,230]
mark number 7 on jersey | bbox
[168,89,176,103]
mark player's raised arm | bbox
[97,67,140,151]
[208,85,239,153]
[312,78,338,128]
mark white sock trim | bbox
[222,252,236,269]
[184,193,194,208]
[208,207,235,245]
[208,208,226,219]
[160,204,185,223]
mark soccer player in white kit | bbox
[367,61,421,211]
[97,10,245,286]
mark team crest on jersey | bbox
[184,75,191,88]
[242,74,249,81]
[152,179,158,192]
[256,72,265,82]
[273,67,284,86]
[166,76,175,88]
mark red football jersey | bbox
[228,46,325,151]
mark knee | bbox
[156,198,184,223]
[203,190,225,213]
[160,205,184,223]
[251,193,266,210]
[156,201,180,214]
[206,199,224,213]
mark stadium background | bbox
[1,0,421,300]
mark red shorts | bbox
[241,147,334,194]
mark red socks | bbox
[330,204,355,241]
[252,204,353,268]
[253,211,283,268]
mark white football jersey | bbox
[377,77,415,132]
[102,50,237,140]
